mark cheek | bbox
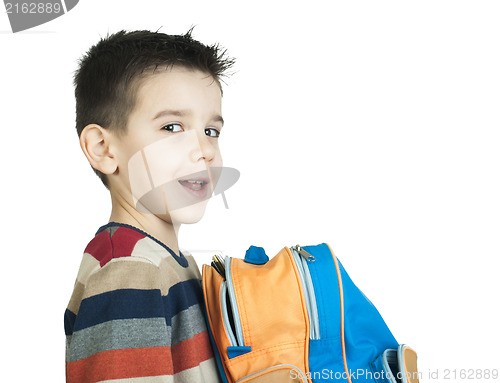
[212,140,223,162]
[143,138,186,183]
[119,135,150,174]
[214,147,223,166]
[127,138,181,201]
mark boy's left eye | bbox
[205,127,220,137]
[161,123,183,132]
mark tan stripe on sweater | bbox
[78,254,200,300]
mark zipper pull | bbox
[291,245,316,262]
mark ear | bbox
[79,124,118,176]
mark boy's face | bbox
[111,66,224,225]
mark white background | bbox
[1,1,499,381]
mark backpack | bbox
[202,243,420,383]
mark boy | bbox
[64,28,234,382]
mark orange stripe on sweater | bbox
[66,346,172,383]
[171,331,214,374]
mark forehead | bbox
[132,66,222,117]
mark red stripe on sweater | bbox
[110,227,146,261]
[83,230,112,267]
[83,226,145,267]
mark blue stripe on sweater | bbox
[64,309,77,336]
[164,279,203,326]
[66,279,204,334]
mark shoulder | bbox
[68,226,205,312]
[74,231,203,297]
[84,224,166,268]
[69,227,165,307]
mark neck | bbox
[108,191,181,256]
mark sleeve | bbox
[64,259,172,383]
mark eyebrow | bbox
[152,109,224,126]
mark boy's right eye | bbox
[161,123,183,132]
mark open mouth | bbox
[178,177,210,199]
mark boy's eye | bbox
[205,127,221,137]
[161,123,183,132]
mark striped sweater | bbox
[64,222,221,383]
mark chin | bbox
[169,200,209,225]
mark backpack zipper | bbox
[293,244,316,261]
[290,245,320,340]
[220,280,238,347]
[224,256,245,347]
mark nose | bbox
[192,129,217,164]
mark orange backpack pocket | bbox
[203,247,312,383]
